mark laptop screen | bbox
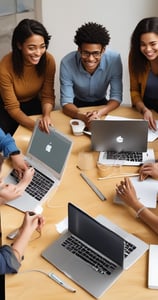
[68,203,124,267]
[91,120,148,152]
[27,126,72,175]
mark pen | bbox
[80,173,106,201]
[48,272,76,292]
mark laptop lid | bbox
[42,203,124,298]
[5,122,73,212]
[91,119,148,152]
[26,121,72,180]
[96,215,149,270]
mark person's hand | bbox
[38,116,53,133]
[16,167,35,190]
[0,168,34,204]
[10,153,28,179]
[0,183,26,203]
[139,163,158,181]
[20,211,45,235]
[116,177,138,208]
[83,111,100,128]
[143,109,157,131]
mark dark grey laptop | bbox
[5,121,72,212]
[91,120,155,166]
[42,203,148,298]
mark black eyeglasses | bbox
[80,50,102,58]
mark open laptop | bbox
[42,203,148,298]
[91,119,155,166]
[5,121,72,212]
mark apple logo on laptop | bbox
[45,142,52,152]
[116,136,124,143]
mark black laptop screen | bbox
[68,203,124,267]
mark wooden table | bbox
[1,105,158,300]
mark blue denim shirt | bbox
[0,245,20,274]
[0,128,19,157]
[60,48,123,106]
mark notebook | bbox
[5,121,72,212]
[91,119,155,166]
[42,203,148,298]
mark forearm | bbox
[42,102,53,117]
[97,100,120,117]
[62,104,86,121]
[135,101,148,114]
[9,109,35,131]
[11,227,32,261]
[134,206,158,234]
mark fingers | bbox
[38,119,53,133]
[116,177,132,195]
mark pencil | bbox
[98,173,139,180]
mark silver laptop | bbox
[5,121,72,212]
[42,203,148,298]
[91,119,155,166]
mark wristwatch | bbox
[10,150,20,156]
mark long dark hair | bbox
[0,154,4,171]
[11,19,51,77]
[129,17,158,75]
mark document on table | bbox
[114,176,158,208]
[105,115,158,142]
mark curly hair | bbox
[11,19,51,77]
[74,22,110,47]
[130,17,158,75]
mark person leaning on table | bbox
[129,17,158,131]
[60,22,123,128]
[0,18,56,135]
[116,163,158,235]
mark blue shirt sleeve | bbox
[0,245,21,274]
[0,128,19,157]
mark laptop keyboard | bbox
[11,168,54,201]
[62,235,136,275]
[107,151,143,162]
[62,235,117,275]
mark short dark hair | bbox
[12,18,51,77]
[130,17,158,75]
[74,22,110,47]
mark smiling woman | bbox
[0,18,56,135]
[129,17,158,131]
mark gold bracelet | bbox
[136,206,146,218]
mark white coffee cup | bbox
[70,119,85,136]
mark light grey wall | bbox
[41,0,158,108]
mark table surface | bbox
[1,105,158,300]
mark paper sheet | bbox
[114,176,158,208]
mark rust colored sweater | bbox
[0,52,56,120]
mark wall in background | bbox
[41,0,158,108]
[0,0,41,60]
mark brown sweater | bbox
[0,52,56,117]
[128,55,150,107]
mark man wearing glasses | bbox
[60,22,123,127]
